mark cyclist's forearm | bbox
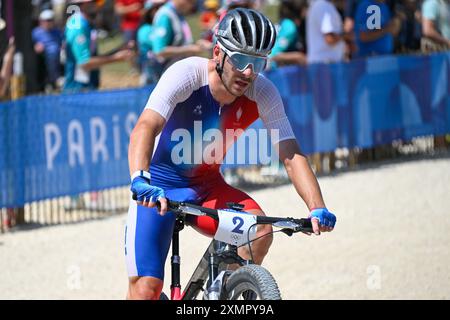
[128,125,154,176]
[278,140,326,210]
[128,110,164,176]
[286,155,326,210]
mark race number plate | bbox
[214,210,257,247]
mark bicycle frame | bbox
[168,216,244,300]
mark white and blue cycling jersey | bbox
[145,56,296,189]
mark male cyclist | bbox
[126,8,337,300]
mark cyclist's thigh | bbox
[125,187,201,280]
[202,178,263,214]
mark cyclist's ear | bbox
[213,44,221,60]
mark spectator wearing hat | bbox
[32,9,63,92]
[137,0,166,84]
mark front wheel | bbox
[224,265,281,300]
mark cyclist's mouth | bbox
[235,79,249,89]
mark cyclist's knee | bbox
[257,224,273,246]
[247,210,273,248]
[128,277,163,300]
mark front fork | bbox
[170,222,250,300]
[204,241,248,300]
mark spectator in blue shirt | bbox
[354,0,403,57]
[32,10,63,91]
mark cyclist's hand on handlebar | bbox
[309,208,336,235]
[130,176,168,215]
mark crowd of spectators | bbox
[269,0,449,67]
[0,0,449,98]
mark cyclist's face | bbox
[216,48,257,97]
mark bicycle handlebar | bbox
[132,194,314,233]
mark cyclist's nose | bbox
[241,65,255,77]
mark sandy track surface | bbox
[1,156,449,299]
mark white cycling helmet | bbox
[216,8,276,57]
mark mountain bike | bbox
[133,197,313,300]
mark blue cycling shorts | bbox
[124,176,261,280]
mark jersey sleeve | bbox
[144,58,202,120]
[253,76,296,145]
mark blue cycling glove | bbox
[130,176,165,203]
[309,208,336,228]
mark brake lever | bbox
[280,229,294,236]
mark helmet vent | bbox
[251,11,261,50]
[238,10,252,48]
[262,19,271,50]
[231,19,240,44]
[216,8,276,56]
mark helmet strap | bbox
[216,53,238,97]
[215,53,226,78]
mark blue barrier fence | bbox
[1,52,449,207]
